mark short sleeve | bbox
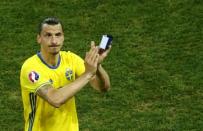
[20,64,51,93]
[70,52,85,77]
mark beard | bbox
[48,46,61,55]
[50,51,59,55]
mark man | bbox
[20,17,111,131]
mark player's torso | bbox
[23,51,79,131]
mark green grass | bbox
[0,0,202,130]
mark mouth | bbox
[49,45,60,47]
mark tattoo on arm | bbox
[36,84,62,108]
[36,84,52,101]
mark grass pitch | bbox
[0,0,202,130]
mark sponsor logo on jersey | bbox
[28,71,39,83]
[65,68,73,81]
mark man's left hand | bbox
[90,41,111,64]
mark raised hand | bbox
[98,45,111,64]
[84,41,99,75]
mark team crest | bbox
[28,71,39,83]
[65,68,73,81]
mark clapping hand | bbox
[84,42,99,75]
[90,41,111,65]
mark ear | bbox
[37,34,41,44]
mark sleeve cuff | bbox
[34,81,52,94]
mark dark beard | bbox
[51,51,60,56]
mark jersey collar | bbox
[37,52,61,69]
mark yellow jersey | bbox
[20,51,85,131]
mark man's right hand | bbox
[84,41,99,75]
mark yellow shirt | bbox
[20,51,85,131]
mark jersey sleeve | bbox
[20,63,51,93]
[70,52,85,77]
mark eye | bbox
[55,32,62,37]
[45,33,52,37]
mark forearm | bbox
[38,72,93,108]
[59,72,93,100]
[90,64,110,92]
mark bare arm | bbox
[89,41,111,92]
[90,64,110,92]
[37,72,93,108]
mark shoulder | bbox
[21,54,38,70]
[20,55,51,92]
[20,55,40,84]
[20,54,45,79]
[60,51,84,61]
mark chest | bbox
[43,65,75,88]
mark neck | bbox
[40,51,60,67]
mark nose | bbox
[51,36,57,45]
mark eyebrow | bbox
[43,31,62,35]
[55,32,62,36]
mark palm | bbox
[90,41,111,64]
[98,51,108,64]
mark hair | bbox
[38,17,63,34]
